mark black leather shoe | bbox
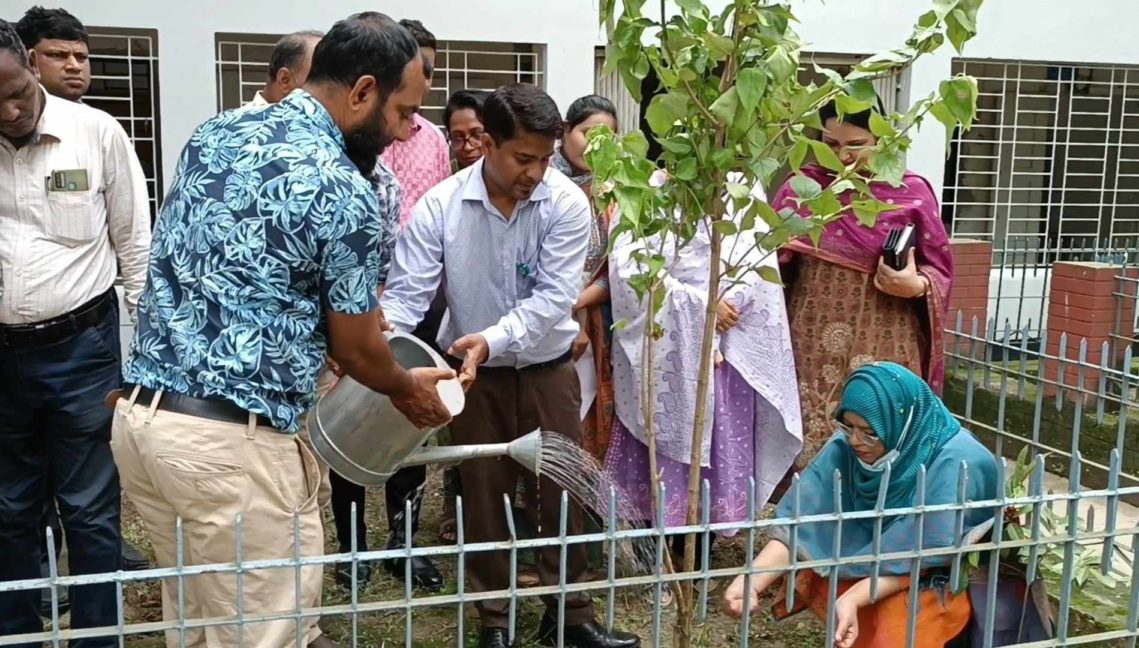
[537,614,641,648]
[334,561,373,591]
[122,539,150,571]
[38,559,69,619]
[39,583,69,619]
[383,554,444,592]
[478,628,516,648]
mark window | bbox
[214,33,545,126]
[942,59,1139,253]
[85,27,163,219]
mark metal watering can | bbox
[307,331,544,487]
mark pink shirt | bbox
[381,112,451,228]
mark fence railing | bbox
[982,235,1139,339]
[4,321,1139,647]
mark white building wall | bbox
[56,0,601,184]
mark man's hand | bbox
[716,299,740,333]
[389,367,456,429]
[448,334,490,392]
[874,249,927,299]
[572,329,590,361]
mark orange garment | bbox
[773,571,971,648]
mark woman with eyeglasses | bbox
[723,362,1051,647]
[773,99,954,473]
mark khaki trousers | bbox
[111,389,325,647]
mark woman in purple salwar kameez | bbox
[773,100,955,471]
[603,185,804,535]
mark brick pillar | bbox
[1045,262,1138,399]
[947,238,993,356]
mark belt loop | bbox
[126,385,142,408]
[245,412,257,439]
[145,389,163,424]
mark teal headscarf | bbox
[835,361,961,511]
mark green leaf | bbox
[703,32,735,59]
[940,76,979,129]
[751,157,781,184]
[675,0,703,13]
[709,86,740,126]
[675,156,698,181]
[845,79,880,105]
[929,101,958,150]
[659,135,693,156]
[788,138,809,171]
[764,46,796,85]
[726,182,750,200]
[712,219,738,236]
[645,93,688,136]
[835,95,873,118]
[758,265,783,287]
[753,201,782,230]
[967,551,981,568]
[808,139,845,173]
[868,149,906,186]
[851,198,900,227]
[789,175,822,200]
[869,112,897,139]
[805,189,843,219]
[736,68,768,115]
[621,130,650,158]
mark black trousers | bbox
[330,465,427,552]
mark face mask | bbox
[856,405,915,472]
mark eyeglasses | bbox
[836,420,882,446]
[448,131,485,150]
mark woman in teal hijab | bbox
[723,362,1000,647]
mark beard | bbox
[344,103,394,177]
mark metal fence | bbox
[4,317,1139,647]
[984,235,1139,339]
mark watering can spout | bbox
[399,429,544,477]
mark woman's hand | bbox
[874,249,928,299]
[716,299,741,333]
[572,329,590,361]
[833,593,860,648]
[723,574,761,619]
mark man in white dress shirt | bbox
[0,21,151,645]
[381,83,639,648]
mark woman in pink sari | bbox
[774,100,954,468]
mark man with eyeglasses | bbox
[445,89,489,170]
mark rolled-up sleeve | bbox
[101,118,152,322]
[479,192,590,360]
[380,196,445,332]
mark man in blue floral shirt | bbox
[111,13,453,647]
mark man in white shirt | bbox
[17,8,153,612]
[381,83,640,648]
[247,30,323,108]
[0,22,151,644]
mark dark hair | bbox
[398,19,436,50]
[15,6,87,49]
[444,89,488,129]
[566,94,618,130]
[307,12,419,101]
[0,20,30,67]
[483,83,562,143]
[818,95,888,131]
[268,30,323,80]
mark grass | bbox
[61,469,826,647]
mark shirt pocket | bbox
[44,190,102,247]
